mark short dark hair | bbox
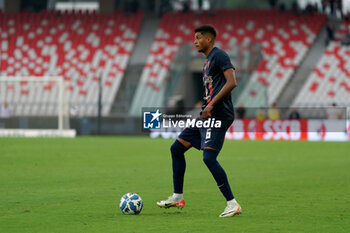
[194,25,216,40]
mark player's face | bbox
[194,32,208,53]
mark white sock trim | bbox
[227,199,238,206]
[173,193,183,201]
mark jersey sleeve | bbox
[217,51,235,72]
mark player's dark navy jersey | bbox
[201,47,235,120]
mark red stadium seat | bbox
[132,9,326,110]
[0,10,143,116]
[293,26,350,107]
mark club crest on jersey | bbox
[204,76,213,85]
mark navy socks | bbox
[171,140,234,201]
[203,148,234,201]
[171,140,189,193]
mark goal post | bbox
[0,76,76,137]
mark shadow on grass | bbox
[114,210,186,217]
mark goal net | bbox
[0,76,76,137]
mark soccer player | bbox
[157,25,242,217]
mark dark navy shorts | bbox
[178,118,233,151]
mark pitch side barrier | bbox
[149,119,349,141]
[145,107,349,141]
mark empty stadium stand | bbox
[0,10,143,116]
[293,40,350,107]
[334,20,350,42]
[129,9,327,115]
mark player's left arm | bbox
[202,68,237,119]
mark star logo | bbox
[143,109,162,129]
[150,109,162,122]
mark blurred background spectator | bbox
[256,107,266,121]
[236,102,247,119]
[0,102,12,119]
[326,103,343,119]
[288,107,301,119]
[268,102,280,120]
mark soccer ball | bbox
[119,193,143,215]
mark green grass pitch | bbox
[0,137,349,233]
